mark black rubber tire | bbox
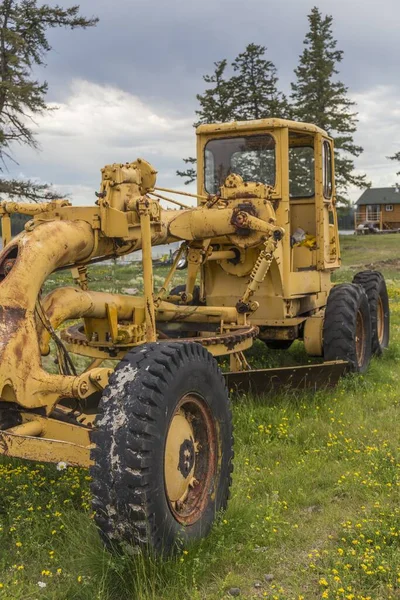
[352,270,389,356]
[169,284,202,305]
[323,283,372,373]
[263,340,294,350]
[90,342,233,556]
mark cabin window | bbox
[204,134,276,195]
[385,204,394,212]
[289,132,315,198]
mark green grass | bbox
[1,238,400,599]
[334,233,400,282]
[43,261,187,297]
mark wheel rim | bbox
[355,309,366,366]
[164,393,217,526]
[377,295,385,345]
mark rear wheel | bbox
[323,283,372,373]
[352,270,389,356]
[90,342,233,555]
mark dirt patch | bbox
[349,258,400,271]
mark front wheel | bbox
[323,283,372,373]
[90,342,233,556]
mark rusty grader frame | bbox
[0,118,344,467]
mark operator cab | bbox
[197,118,339,274]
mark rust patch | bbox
[229,192,258,199]
[77,240,87,252]
[14,344,23,362]
[0,432,9,456]
[0,306,26,360]
[146,298,156,334]
[59,249,70,263]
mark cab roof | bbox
[196,118,329,138]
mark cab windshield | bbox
[204,134,276,195]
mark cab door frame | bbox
[315,133,340,270]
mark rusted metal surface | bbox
[224,361,348,395]
[164,393,217,526]
[0,120,348,469]
[61,322,258,358]
[0,219,112,410]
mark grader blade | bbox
[224,360,348,395]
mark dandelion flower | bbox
[38,581,47,588]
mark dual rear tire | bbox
[323,270,389,372]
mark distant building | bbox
[354,186,400,231]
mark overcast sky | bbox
[6,0,400,205]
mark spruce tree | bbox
[231,43,289,121]
[0,1,98,201]
[291,6,369,204]
[176,60,233,184]
[194,60,235,125]
[177,45,287,185]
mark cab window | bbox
[204,134,275,195]
[289,132,315,198]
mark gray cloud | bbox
[39,0,400,105]
[5,0,400,204]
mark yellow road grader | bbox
[0,118,389,554]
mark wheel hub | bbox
[163,393,217,526]
[165,412,196,502]
[178,438,195,477]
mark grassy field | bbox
[1,235,400,600]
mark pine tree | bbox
[291,6,369,204]
[177,45,288,184]
[195,60,235,125]
[231,44,289,121]
[0,1,98,201]
[176,60,233,184]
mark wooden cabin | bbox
[355,187,400,231]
